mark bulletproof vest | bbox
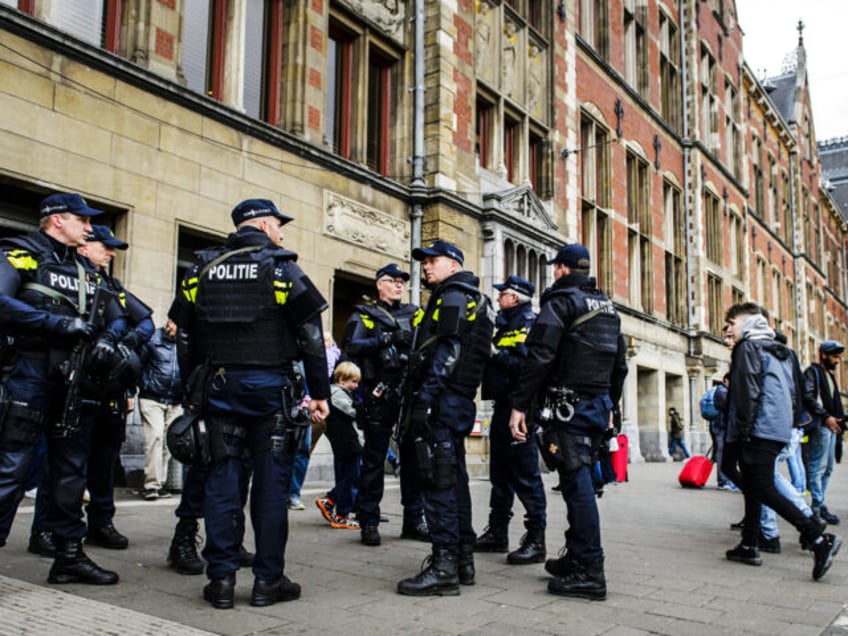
[349,302,416,385]
[194,245,299,366]
[1,233,96,351]
[482,303,535,399]
[414,280,494,392]
[547,285,621,393]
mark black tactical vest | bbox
[194,245,298,367]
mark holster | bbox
[185,362,214,409]
[0,401,47,445]
[535,425,597,473]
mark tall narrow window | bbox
[700,45,718,152]
[244,0,284,125]
[627,151,651,313]
[476,96,494,171]
[55,1,106,47]
[704,191,722,264]
[707,274,723,336]
[752,136,764,215]
[504,114,519,184]
[367,52,393,175]
[659,11,680,133]
[529,131,543,194]
[326,25,354,159]
[579,0,609,61]
[664,182,685,326]
[624,0,648,97]
[182,0,227,100]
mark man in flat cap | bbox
[804,340,846,526]
[169,198,331,609]
[476,275,547,565]
[509,244,627,600]
[0,193,128,585]
[397,240,493,596]
[340,263,427,546]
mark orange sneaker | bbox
[315,497,336,524]
[330,512,360,530]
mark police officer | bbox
[28,225,153,556]
[0,193,123,585]
[342,263,427,547]
[170,198,330,609]
[397,240,492,596]
[509,244,627,601]
[476,275,547,564]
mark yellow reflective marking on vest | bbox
[412,307,425,327]
[274,280,291,305]
[118,290,127,309]
[467,299,477,321]
[6,249,37,271]
[495,328,528,348]
[182,276,198,303]
[360,314,375,330]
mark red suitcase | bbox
[610,434,628,482]
[678,455,714,488]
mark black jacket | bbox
[139,328,183,404]
[803,362,845,428]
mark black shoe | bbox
[397,547,460,597]
[800,515,829,550]
[238,544,255,567]
[361,525,381,546]
[474,525,508,553]
[758,534,781,554]
[250,575,302,607]
[85,523,129,550]
[28,530,57,557]
[547,557,606,601]
[812,533,842,581]
[819,506,841,526]
[168,519,204,575]
[507,528,546,565]
[729,519,745,531]
[400,519,430,542]
[545,549,578,578]
[725,543,762,566]
[48,540,119,585]
[203,574,235,609]
[458,544,475,586]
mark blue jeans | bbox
[668,438,690,458]
[785,428,806,494]
[289,425,312,500]
[760,433,813,539]
[808,427,836,510]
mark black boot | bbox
[85,522,129,550]
[168,518,204,575]
[548,556,606,601]
[203,573,235,609]
[28,529,57,557]
[397,546,460,596]
[474,524,508,553]
[251,575,302,607]
[545,547,578,577]
[400,516,430,542]
[458,543,475,585]
[238,544,255,567]
[507,527,546,565]
[48,539,119,585]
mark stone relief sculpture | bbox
[337,0,405,41]
[324,192,410,259]
[527,44,543,119]
[475,1,493,79]
[502,21,517,98]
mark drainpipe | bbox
[789,150,801,355]
[680,0,697,430]
[409,0,426,306]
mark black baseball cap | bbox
[376,263,410,281]
[39,193,104,218]
[411,240,464,266]
[493,275,535,297]
[87,225,128,250]
[547,243,590,268]
[231,199,293,227]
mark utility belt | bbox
[537,385,597,425]
[0,398,48,445]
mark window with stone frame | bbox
[729,211,744,279]
[325,11,400,176]
[181,0,228,100]
[724,79,741,178]
[580,113,613,294]
[771,268,782,324]
[503,237,547,293]
[659,10,681,134]
[767,152,778,225]
[785,279,796,322]
[474,0,553,196]
[751,135,764,216]
[243,0,285,125]
[624,0,648,98]
[626,151,652,312]
[579,0,609,61]
[704,189,722,265]
[700,44,719,153]
[780,170,792,244]
[756,257,768,306]
[707,273,723,336]
[731,285,745,309]
[37,0,123,52]
[663,181,685,326]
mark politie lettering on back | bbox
[48,272,98,294]
[585,297,615,313]
[206,262,259,281]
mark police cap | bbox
[39,193,105,218]
[547,243,590,269]
[493,275,535,297]
[411,240,464,266]
[87,225,128,250]
[231,199,293,227]
[375,263,410,281]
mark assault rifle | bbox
[56,283,113,438]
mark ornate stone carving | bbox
[475,1,494,81]
[324,192,410,259]
[336,0,406,41]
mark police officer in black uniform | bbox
[170,198,330,610]
[509,244,627,601]
[0,193,124,585]
[397,240,492,596]
[343,263,427,546]
[476,275,547,564]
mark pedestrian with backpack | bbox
[702,375,735,490]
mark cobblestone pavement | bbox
[1,460,847,635]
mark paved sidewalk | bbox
[2,460,847,635]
